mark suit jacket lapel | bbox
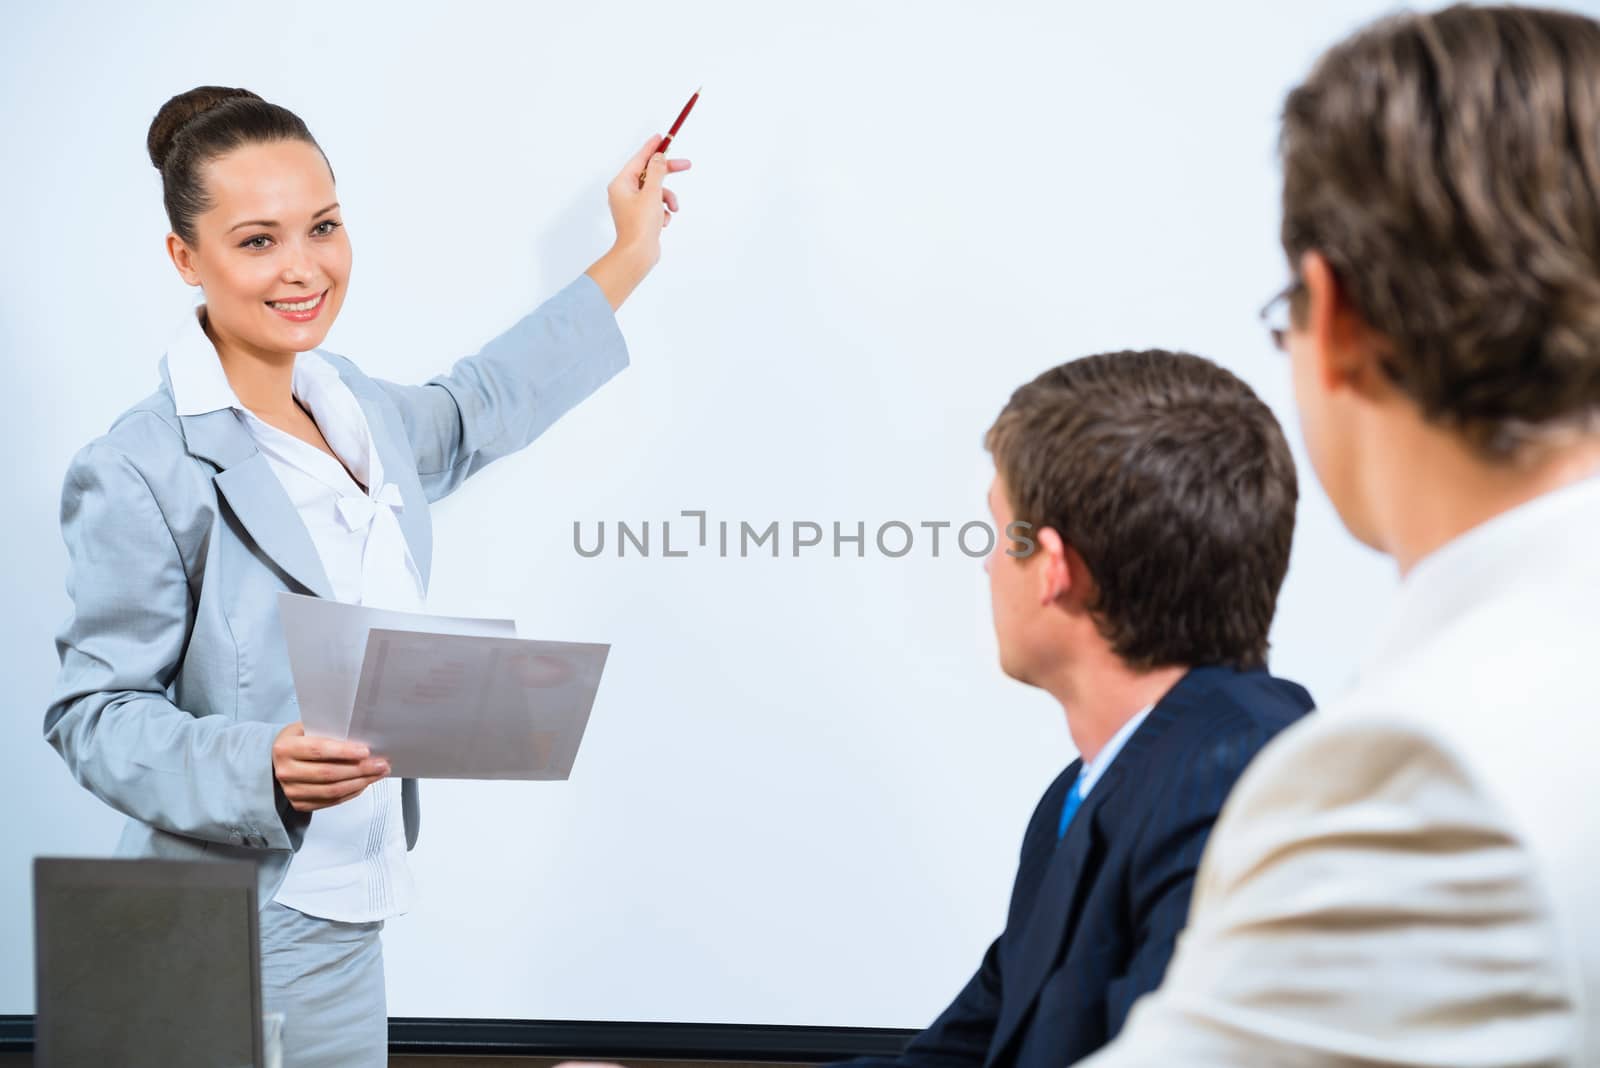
[164,352,435,597]
[162,355,333,600]
[989,762,1128,1060]
[1009,760,1083,915]
[179,406,337,600]
[339,374,433,588]
[987,670,1220,1063]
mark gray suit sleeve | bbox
[368,272,630,503]
[45,441,298,852]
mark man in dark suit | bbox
[841,350,1314,1068]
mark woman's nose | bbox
[280,239,316,284]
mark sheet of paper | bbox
[277,591,515,739]
[346,628,609,780]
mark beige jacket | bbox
[1083,478,1600,1067]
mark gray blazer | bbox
[45,274,628,903]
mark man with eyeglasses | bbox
[1079,6,1600,1065]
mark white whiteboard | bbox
[2,0,1455,1027]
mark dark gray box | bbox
[33,857,262,1068]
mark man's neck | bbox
[1040,651,1189,765]
[1366,421,1600,577]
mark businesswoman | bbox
[44,86,688,1067]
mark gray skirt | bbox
[259,901,387,1068]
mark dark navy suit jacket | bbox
[838,664,1314,1068]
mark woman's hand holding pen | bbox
[586,134,691,311]
[273,722,390,813]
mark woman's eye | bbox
[240,220,339,249]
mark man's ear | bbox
[1300,249,1389,400]
[167,233,202,287]
[1033,527,1074,607]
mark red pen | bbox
[638,87,700,186]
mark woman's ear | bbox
[167,233,202,287]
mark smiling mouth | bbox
[265,289,327,312]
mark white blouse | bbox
[167,304,420,923]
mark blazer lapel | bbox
[989,764,1128,1060]
[987,672,1213,1063]
[165,349,435,598]
[167,358,336,601]
[340,375,433,588]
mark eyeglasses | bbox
[1258,279,1303,352]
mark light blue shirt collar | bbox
[1076,704,1153,800]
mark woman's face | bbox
[167,139,351,358]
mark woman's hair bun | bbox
[147,86,263,172]
[145,86,322,244]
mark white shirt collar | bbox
[1077,704,1153,800]
[165,302,345,419]
[164,303,381,489]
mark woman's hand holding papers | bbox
[272,722,391,813]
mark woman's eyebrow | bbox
[227,202,340,233]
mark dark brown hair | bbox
[147,86,331,246]
[985,351,1297,671]
[1280,4,1600,459]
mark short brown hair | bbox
[985,351,1298,672]
[1281,4,1600,459]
